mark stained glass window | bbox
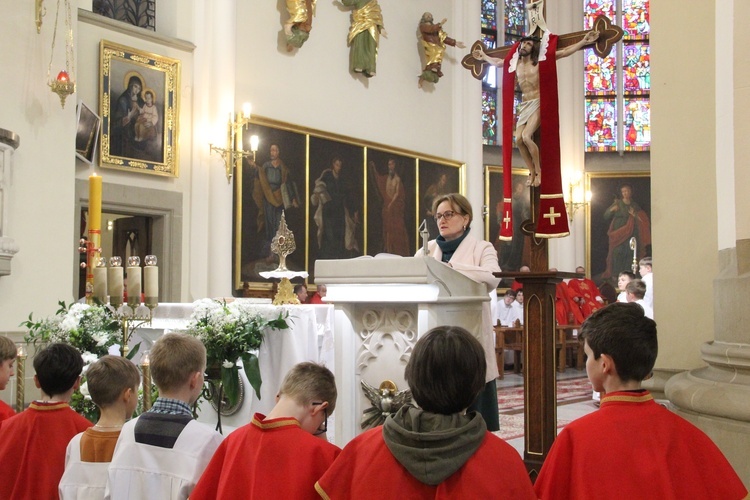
[505,0,525,39]
[482,0,497,31]
[483,91,498,145]
[584,0,649,152]
[585,99,617,152]
[482,33,498,89]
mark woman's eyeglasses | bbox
[434,210,457,222]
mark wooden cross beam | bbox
[462,14,624,80]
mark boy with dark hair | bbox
[616,270,636,303]
[192,362,340,499]
[59,355,141,499]
[534,303,747,499]
[315,326,536,498]
[106,333,223,500]
[0,335,17,421]
[0,342,93,499]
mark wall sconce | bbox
[564,171,591,221]
[209,102,259,183]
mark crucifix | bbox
[462,0,623,478]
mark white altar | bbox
[133,301,334,434]
[315,256,489,446]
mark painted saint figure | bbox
[251,144,300,253]
[311,157,359,259]
[369,159,409,255]
[341,0,386,78]
[418,13,465,88]
[111,74,145,157]
[603,184,650,279]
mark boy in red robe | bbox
[0,343,93,499]
[535,303,748,499]
[315,326,536,499]
[192,362,340,499]
[0,336,17,421]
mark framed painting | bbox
[232,116,465,295]
[75,100,101,164]
[366,150,417,256]
[586,172,651,288]
[484,165,531,273]
[99,40,180,176]
[235,123,307,284]
[307,136,365,267]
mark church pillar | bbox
[191,0,237,299]
[663,0,750,488]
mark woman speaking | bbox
[417,193,501,430]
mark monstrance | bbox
[259,211,308,305]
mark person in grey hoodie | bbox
[315,326,536,499]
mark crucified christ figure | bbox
[473,29,598,187]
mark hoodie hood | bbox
[382,405,486,485]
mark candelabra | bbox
[209,102,259,183]
[92,255,159,356]
[15,345,26,412]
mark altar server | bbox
[105,333,223,500]
[315,326,536,498]
[534,303,747,499]
[60,355,140,499]
[192,362,340,499]
[0,343,93,499]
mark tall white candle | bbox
[93,265,108,303]
[108,265,123,308]
[127,265,141,308]
[144,265,158,307]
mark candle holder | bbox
[90,255,159,356]
[15,345,26,413]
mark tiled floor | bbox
[498,369,598,455]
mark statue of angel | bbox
[360,379,412,429]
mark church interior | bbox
[1,0,749,489]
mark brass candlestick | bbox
[15,345,26,412]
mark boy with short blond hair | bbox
[106,333,223,500]
[59,355,141,499]
[0,335,17,421]
[192,362,340,500]
[0,342,93,499]
[534,303,747,499]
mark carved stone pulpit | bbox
[315,255,490,446]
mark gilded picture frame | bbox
[586,172,652,288]
[233,115,464,294]
[99,40,180,177]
